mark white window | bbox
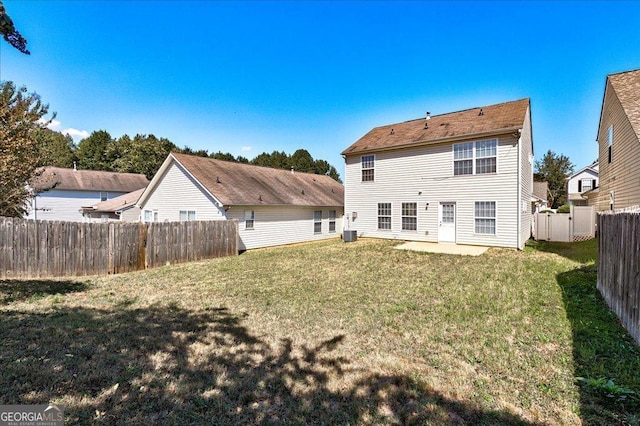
[153,211,158,222]
[401,202,417,231]
[314,210,322,234]
[361,155,375,182]
[244,210,255,230]
[100,191,108,202]
[144,210,153,223]
[328,210,336,233]
[475,201,496,235]
[579,179,593,193]
[453,139,497,175]
[453,142,473,175]
[179,210,196,221]
[101,214,109,223]
[378,203,391,230]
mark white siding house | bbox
[137,153,344,250]
[341,98,533,249]
[81,188,146,222]
[25,167,149,222]
[566,162,599,206]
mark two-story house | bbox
[26,167,149,222]
[596,68,640,211]
[566,162,599,206]
[341,98,533,249]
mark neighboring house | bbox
[341,98,533,249]
[26,167,149,222]
[596,68,640,211]
[566,162,598,206]
[136,153,344,250]
[81,187,146,222]
[532,181,549,213]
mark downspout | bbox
[517,134,521,249]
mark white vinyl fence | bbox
[533,206,596,242]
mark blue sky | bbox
[1,1,639,177]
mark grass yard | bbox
[1,238,639,425]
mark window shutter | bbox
[578,180,582,192]
[593,179,597,189]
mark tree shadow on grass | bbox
[0,304,538,425]
[556,266,640,424]
[0,279,89,304]
[526,239,598,264]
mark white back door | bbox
[438,202,456,243]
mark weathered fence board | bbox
[597,212,640,345]
[0,218,238,278]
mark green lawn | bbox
[1,238,638,425]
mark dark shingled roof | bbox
[608,69,640,138]
[533,181,549,201]
[342,98,530,156]
[32,167,149,192]
[171,153,344,207]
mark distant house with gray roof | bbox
[81,187,146,222]
[26,167,149,222]
[137,153,344,250]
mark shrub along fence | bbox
[597,210,640,345]
[0,217,238,278]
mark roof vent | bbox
[390,128,395,135]
[301,189,305,195]
[291,167,294,175]
[424,112,430,129]
[73,161,77,172]
[259,195,262,201]
[478,108,484,116]
[216,176,221,183]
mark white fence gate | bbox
[533,206,596,242]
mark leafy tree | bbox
[111,134,178,179]
[291,149,315,173]
[76,130,116,171]
[210,151,238,162]
[0,1,29,54]
[35,128,76,168]
[0,81,52,216]
[181,146,209,157]
[535,150,575,208]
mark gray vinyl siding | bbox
[226,206,344,250]
[139,161,226,222]
[344,134,523,248]
[519,105,533,248]
[597,80,640,211]
[119,206,142,222]
[25,190,127,222]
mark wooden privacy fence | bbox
[597,211,640,345]
[0,217,238,278]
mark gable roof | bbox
[140,153,344,208]
[32,167,149,193]
[341,98,530,156]
[566,161,599,181]
[83,188,146,213]
[607,69,640,138]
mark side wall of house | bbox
[119,206,142,222]
[597,80,640,211]
[25,190,127,222]
[226,206,344,250]
[344,134,521,248]
[139,161,226,221]
[519,106,534,249]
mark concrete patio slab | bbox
[394,241,489,256]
